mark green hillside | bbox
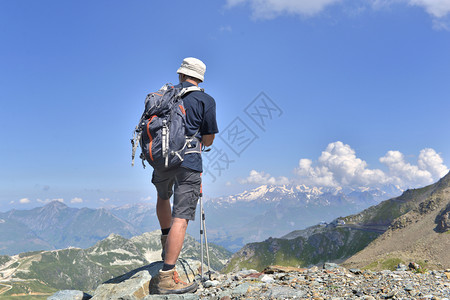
[224,174,448,272]
[0,231,231,293]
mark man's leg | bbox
[152,169,177,260]
[151,169,200,294]
[156,196,172,229]
[163,169,200,267]
[156,196,172,261]
[163,217,188,265]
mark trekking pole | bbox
[200,184,205,281]
[201,199,212,280]
[199,180,212,281]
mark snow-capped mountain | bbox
[0,184,403,255]
[197,184,403,251]
[210,184,323,204]
[208,184,402,206]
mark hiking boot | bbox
[150,268,198,295]
[160,234,168,260]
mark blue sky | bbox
[1,0,449,211]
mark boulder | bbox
[435,204,450,233]
[48,290,92,300]
[91,270,151,300]
[90,259,199,300]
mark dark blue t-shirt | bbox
[177,82,218,172]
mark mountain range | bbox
[0,184,402,255]
[344,172,450,270]
[196,184,402,251]
[0,176,448,297]
[0,230,231,295]
[0,201,140,255]
[223,172,450,272]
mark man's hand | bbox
[202,134,215,147]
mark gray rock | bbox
[203,280,220,288]
[48,290,91,300]
[396,263,408,271]
[263,286,306,298]
[382,290,397,299]
[143,295,199,300]
[230,283,250,297]
[323,262,341,270]
[409,262,421,270]
[258,274,274,283]
[435,203,450,232]
[92,270,151,300]
[232,275,242,281]
[236,269,258,277]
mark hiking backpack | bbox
[131,83,203,170]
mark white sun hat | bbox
[177,57,206,82]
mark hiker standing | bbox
[149,57,218,294]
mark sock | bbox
[161,228,171,236]
[162,263,175,271]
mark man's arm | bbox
[202,134,215,147]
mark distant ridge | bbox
[0,231,231,292]
[343,171,450,270]
[223,172,450,272]
[0,183,403,255]
[0,201,140,255]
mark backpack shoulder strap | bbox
[177,86,204,98]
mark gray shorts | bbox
[151,167,201,221]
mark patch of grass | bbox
[364,257,404,271]
[18,250,44,258]
[0,296,48,300]
[223,227,382,273]
[327,284,340,290]
[413,260,429,273]
[0,255,11,266]
[414,267,428,274]
[1,280,57,297]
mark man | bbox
[150,57,218,294]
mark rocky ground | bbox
[49,263,450,299]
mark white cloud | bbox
[432,17,450,29]
[417,148,449,178]
[219,25,233,32]
[408,0,450,18]
[226,0,342,19]
[100,198,110,203]
[295,141,387,187]
[295,158,336,187]
[37,198,64,204]
[293,141,448,189]
[379,150,431,186]
[71,197,83,204]
[226,0,450,26]
[19,198,30,204]
[240,170,290,185]
[380,148,449,187]
[140,196,152,202]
